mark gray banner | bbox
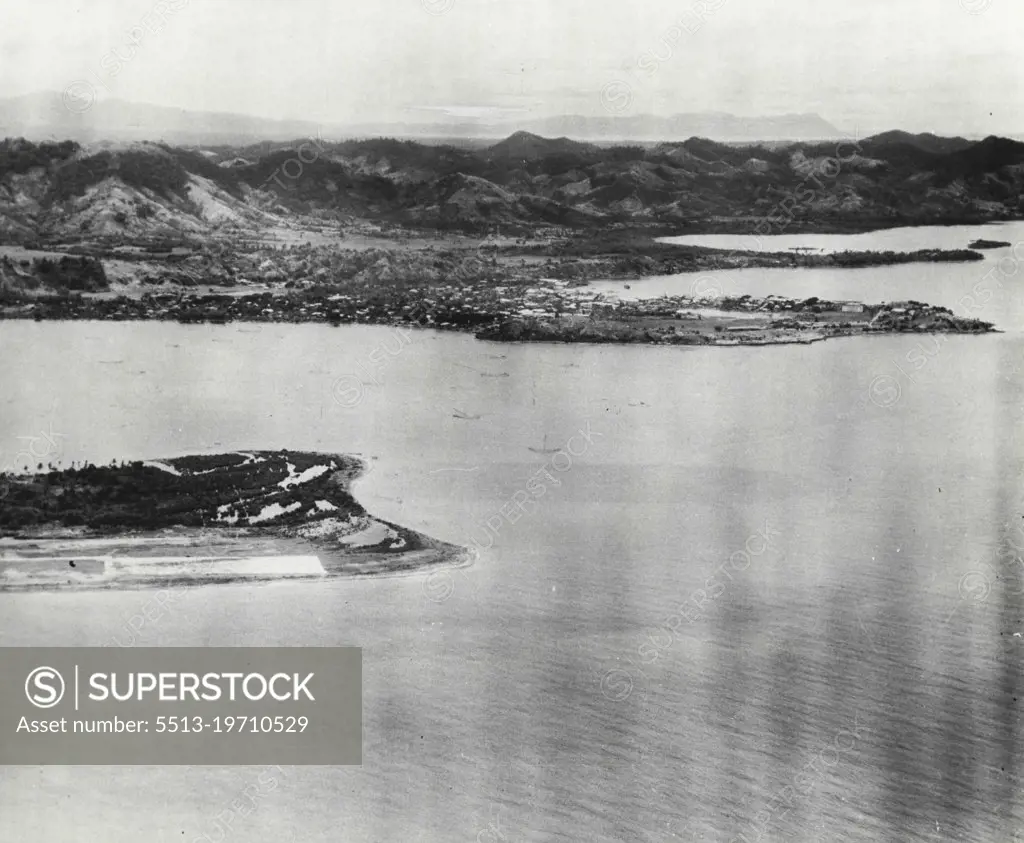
[1,648,361,765]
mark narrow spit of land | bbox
[0,283,996,348]
[476,294,996,347]
[0,450,467,591]
[0,230,999,346]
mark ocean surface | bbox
[0,225,1022,842]
[658,221,1023,255]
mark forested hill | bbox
[1,131,1023,238]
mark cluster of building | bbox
[3,250,995,340]
[3,275,615,329]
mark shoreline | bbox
[0,451,471,592]
[0,289,995,348]
[632,215,1022,237]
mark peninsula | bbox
[476,295,996,346]
[0,450,467,590]
[0,280,996,348]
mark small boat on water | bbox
[528,434,560,455]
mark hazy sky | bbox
[1,0,1022,134]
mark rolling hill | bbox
[0,129,1022,239]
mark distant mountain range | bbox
[1,92,852,145]
[0,92,326,147]
[2,128,1023,240]
[344,112,847,144]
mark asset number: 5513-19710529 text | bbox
[156,715,309,734]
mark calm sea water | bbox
[1,227,1022,842]
[601,222,1024,334]
[658,222,1024,255]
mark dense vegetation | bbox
[32,255,109,290]
[51,150,191,199]
[0,254,109,303]
[0,138,78,177]
[0,451,364,533]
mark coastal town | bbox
[1,267,996,347]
